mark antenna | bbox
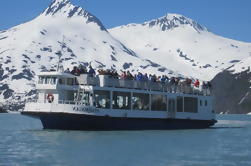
[57,35,65,72]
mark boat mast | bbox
[57,35,65,72]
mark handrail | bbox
[26,99,85,105]
[76,74,212,96]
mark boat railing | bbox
[26,99,86,105]
[77,74,212,96]
[58,100,76,105]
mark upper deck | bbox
[36,72,211,96]
[76,74,211,96]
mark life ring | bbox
[47,94,54,103]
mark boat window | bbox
[77,92,83,101]
[44,77,49,84]
[151,94,167,111]
[83,92,90,106]
[132,93,149,110]
[66,91,75,101]
[38,76,43,84]
[59,78,65,85]
[177,96,183,112]
[168,99,176,113]
[112,92,131,110]
[50,77,57,85]
[94,90,110,109]
[200,100,202,106]
[184,97,198,113]
[205,100,208,106]
[67,78,73,85]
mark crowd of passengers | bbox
[63,65,212,89]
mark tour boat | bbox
[21,71,217,130]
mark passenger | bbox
[166,76,170,84]
[79,65,87,74]
[76,68,80,76]
[121,71,127,79]
[148,74,152,81]
[207,81,212,89]
[70,68,75,75]
[185,78,192,93]
[175,77,179,85]
[112,70,119,79]
[174,77,180,92]
[194,79,200,88]
[71,66,80,76]
[143,73,148,81]
[136,72,144,81]
[170,77,175,85]
[169,77,175,92]
[88,65,96,77]
[202,81,207,95]
[151,74,157,82]
[126,71,134,80]
[186,78,192,86]
[202,81,207,89]
[206,81,212,95]
[64,68,71,74]
[157,76,161,82]
[133,74,137,80]
[160,75,166,83]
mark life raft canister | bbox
[47,93,54,103]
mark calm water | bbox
[0,114,251,166]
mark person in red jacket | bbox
[194,79,200,88]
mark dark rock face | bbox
[0,107,7,113]
[12,69,34,81]
[45,0,70,15]
[145,14,206,32]
[120,43,137,57]
[211,70,251,114]
[0,84,14,99]
[123,63,133,70]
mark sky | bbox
[0,0,250,42]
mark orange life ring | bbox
[47,94,54,103]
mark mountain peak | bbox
[43,0,106,31]
[44,0,71,16]
[143,13,207,32]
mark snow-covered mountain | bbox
[0,0,172,103]
[110,14,251,81]
[109,13,251,114]
[1,0,251,113]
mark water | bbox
[0,114,251,166]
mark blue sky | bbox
[0,0,250,42]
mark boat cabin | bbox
[36,72,78,104]
[35,72,212,116]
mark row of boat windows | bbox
[38,77,75,85]
[79,90,203,112]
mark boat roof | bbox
[38,71,76,78]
